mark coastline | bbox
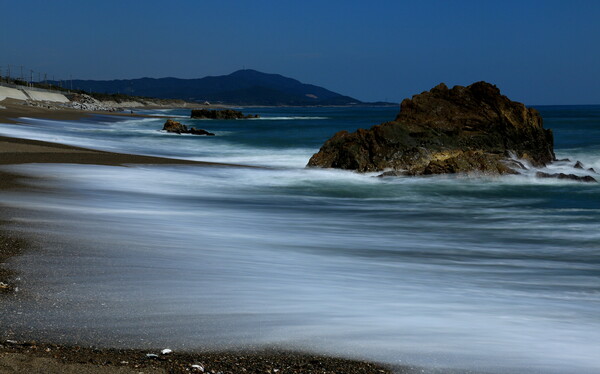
[4,102,594,374]
[0,98,261,168]
[0,98,170,125]
[0,103,397,374]
[0,100,261,290]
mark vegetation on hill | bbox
[63,69,370,106]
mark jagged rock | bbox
[588,167,596,173]
[191,109,259,120]
[308,82,555,175]
[163,119,188,134]
[162,119,214,136]
[70,93,99,105]
[377,170,405,178]
[535,171,596,183]
[189,128,215,136]
[574,161,584,169]
[63,93,119,112]
[420,151,519,175]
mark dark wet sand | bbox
[0,135,247,167]
[0,105,398,373]
[0,340,400,374]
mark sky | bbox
[1,0,600,104]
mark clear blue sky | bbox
[2,0,600,104]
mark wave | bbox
[502,153,599,183]
[248,116,329,120]
[1,162,599,373]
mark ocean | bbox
[0,106,599,373]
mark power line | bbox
[1,63,74,90]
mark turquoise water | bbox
[0,106,598,373]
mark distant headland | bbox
[55,69,394,107]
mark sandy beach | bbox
[0,340,396,374]
[0,102,397,374]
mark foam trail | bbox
[0,119,315,168]
[0,163,599,374]
[248,116,329,120]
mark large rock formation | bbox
[308,82,555,176]
[191,109,259,120]
[162,119,215,136]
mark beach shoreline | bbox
[0,103,399,374]
[0,339,398,374]
[0,98,174,125]
[0,98,262,297]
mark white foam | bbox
[1,163,599,374]
[248,116,329,120]
[0,118,315,168]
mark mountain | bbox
[64,69,363,106]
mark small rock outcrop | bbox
[162,119,215,136]
[535,171,596,183]
[191,109,259,120]
[308,82,555,176]
[163,119,188,133]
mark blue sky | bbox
[1,0,599,104]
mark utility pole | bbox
[30,70,33,87]
[44,73,47,86]
[7,65,10,81]
[38,72,41,82]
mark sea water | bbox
[0,106,599,373]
